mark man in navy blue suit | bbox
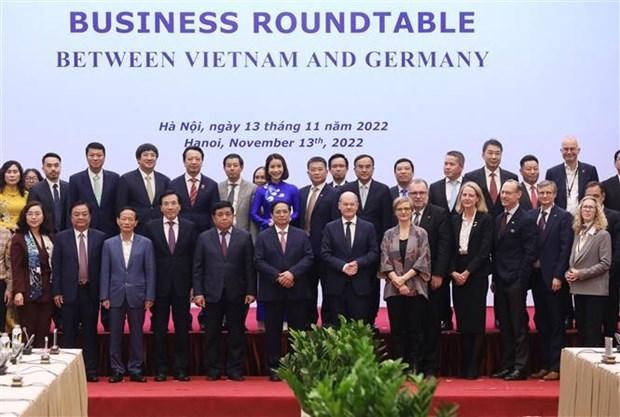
[327,153,349,188]
[389,158,414,200]
[52,201,106,382]
[69,142,120,237]
[297,156,339,326]
[116,143,170,236]
[491,180,538,381]
[28,152,70,232]
[545,136,599,214]
[528,180,573,381]
[255,201,313,381]
[169,146,220,233]
[321,191,380,325]
[145,191,196,382]
[100,207,156,383]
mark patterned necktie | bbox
[489,173,498,204]
[167,221,176,253]
[413,211,421,226]
[189,178,198,207]
[220,231,228,257]
[78,233,88,285]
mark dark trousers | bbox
[18,301,53,348]
[153,293,190,375]
[574,294,606,347]
[603,273,619,338]
[109,300,145,375]
[386,295,426,372]
[421,285,442,375]
[531,270,565,372]
[204,298,246,377]
[495,279,529,372]
[0,280,6,332]
[439,277,453,324]
[61,285,99,377]
[368,276,381,326]
[263,299,307,373]
[307,262,330,326]
[460,333,484,379]
[327,282,370,325]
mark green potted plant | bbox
[278,317,458,417]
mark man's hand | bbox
[193,295,206,308]
[53,295,64,308]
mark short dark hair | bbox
[42,152,62,164]
[270,201,291,214]
[70,200,92,215]
[307,156,327,169]
[585,181,605,195]
[135,143,159,160]
[159,190,181,206]
[223,153,244,167]
[614,149,620,162]
[328,153,349,169]
[446,150,465,167]
[117,206,138,218]
[0,160,25,196]
[482,139,503,153]
[183,145,204,160]
[354,154,375,166]
[17,201,53,236]
[85,142,106,155]
[212,200,234,215]
[519,154,539,167]
[265,153,289,182]
[393,158,414,172]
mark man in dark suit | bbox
[52,201,106,382]
[170,146,219,233]
[389,158,414,200]
[584,181,620,342]
[116,143,170,236]
[28,152,69,232]
[602,149,620,211]
[145,191,196,382]
[217,153,256,235]
[328,153,349,188]
[321,191,380,325]
[100,207,156,383]
[193,201,256,381]
[463,139,518,217]
[518,154,540,211]
[528,181,573,381]
[429,150,465,213]
[408,179,452,376]
[545,136,599,214]
[297,156,339,326]
[491,180,538,381]
[255,201,313,381]
[340,155,392,324]
[69,142,120,237]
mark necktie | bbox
[530,186,538,209]
[499,211,509,235]
[360,185,368,208]
[146,175,155,204]
[93,175,101,206]
[189,178,198,207]
[538,210,547,231]
[220,231,228,257]
[305,187,319,231]
[78,233,88,285]
[279,230,287,253]
[52,183,61,229]
[400,189,408,198]
[413,211,421,226]
[345,221,352,249]
[489,173,498,204]
[448,181,458,211]
[226,183,237,203]
[167,221,176,253]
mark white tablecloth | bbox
[0,349,87,417]
[558,347,620,417]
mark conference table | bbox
[558,347,620,417]
[0,349,88,417]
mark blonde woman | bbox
[565,196,611,347]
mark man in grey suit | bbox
[100,207,156,383]
[218,153,256,235]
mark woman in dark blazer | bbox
[379,196,431,374]
[565,196,611,347]
[449,181,493,379]
[11,201,54,348]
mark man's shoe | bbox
[206,374,221,381]
[530,369,548,379]
[440,320,453,331]
[564,318,574,329]
[175,373,190,382]
[154,373,167,382]
[86,375,99,383]
[269,374,282,382]
[108,373,123,383]
[129,373,147,382]
[494,319,501,329]
[491,369,511,379]
[542,371,560,381]
[504,370,527,381]
[228,374,245,381]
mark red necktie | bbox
[279,231,287,253]
[489,173,498,204]
[530,186,538,209]
[189,178,198,207]
[220,231,228,257]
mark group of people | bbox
[0,136,618,384]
